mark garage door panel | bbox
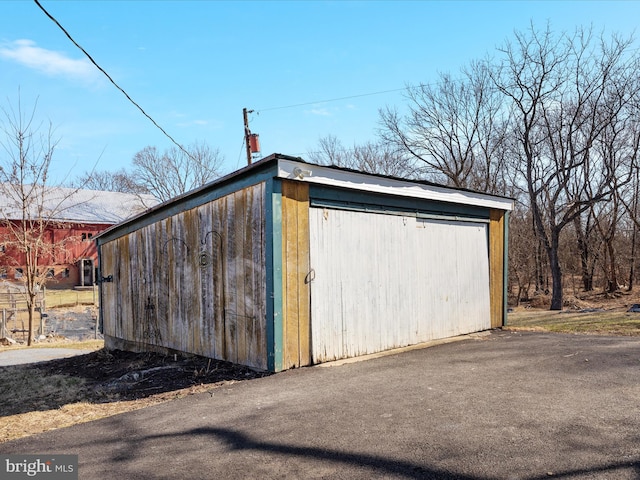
[310,208,490,363]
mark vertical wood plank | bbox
[296,183,311,366]
[212,199,226,360]
[248,183,266,367]
[117,236,130,339]
[281,180,311,368]
[489,209,505,328]
[100,241,118,337]
[235,189,248,366]
[183,207,200,353]
[198,201,217,359]
[282,182,298,368]
[101,182,267,370]
[224,194,238,363]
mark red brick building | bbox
[0,187,156,288]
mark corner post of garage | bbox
[280,179,311,370]
[502,210,510,326]
[489,209,507,329]
[96,238,104,334]
[266,178,284,372]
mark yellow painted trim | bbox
[489,209,505,328]
[281,180,311,368]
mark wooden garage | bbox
[96,154,513,372]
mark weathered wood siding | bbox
[281,180,311,369]
[489,209,505,328]
[309,208,491,363]
[101,182,267,369]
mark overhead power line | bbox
[256,87,416,113]
[33,0,193,159]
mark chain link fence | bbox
[0,282,99,341]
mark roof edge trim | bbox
[276,158,514,211]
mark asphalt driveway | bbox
[1,330,639,479]
[0,348,97,366]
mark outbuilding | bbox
[96,154,513,372]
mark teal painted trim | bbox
[97,161,279,245]
[309,185,490,219]
[266,179,284,372]
[503,211,510,326]
[97,244,104,334]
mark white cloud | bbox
[307,107,331,116]
[0,39,100,84]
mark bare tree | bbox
[0,97,82,345]
[309,135,416,178]
[351,141,417,178]
[494,24,640,309]
[308,135,347,166]
[572,208,601,292]
[507,201,541,305]
[132,141,224,202]
[73,168,147,194]
[379,61,509,193]
[623,164,640,291]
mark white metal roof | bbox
[276,158,515,211]
[0,184,158,224]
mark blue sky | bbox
[1,1,640,182]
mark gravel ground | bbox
[43,306,101,341]
[1,306,102,344]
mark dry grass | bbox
[0,339,261,443]
[44,288,97,308]
[0,287,97,310]
[507,308,640,335]
[0,382,217,443]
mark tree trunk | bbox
[573,216,594,291]
[27,300,35,346]
[629,225,637,291]
[628,175,639,292]
[535,238,546,292]
[548,231,563,310]
[606,241,618,293]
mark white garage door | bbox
[309,207,491,363]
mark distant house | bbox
[0,186,156,288]
[97,154,514,372]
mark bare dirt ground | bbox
[28,349,269,411]
[507,289,640,336]
[0,306,270,442]
[0,349,270,442]
[513,287,640,311]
